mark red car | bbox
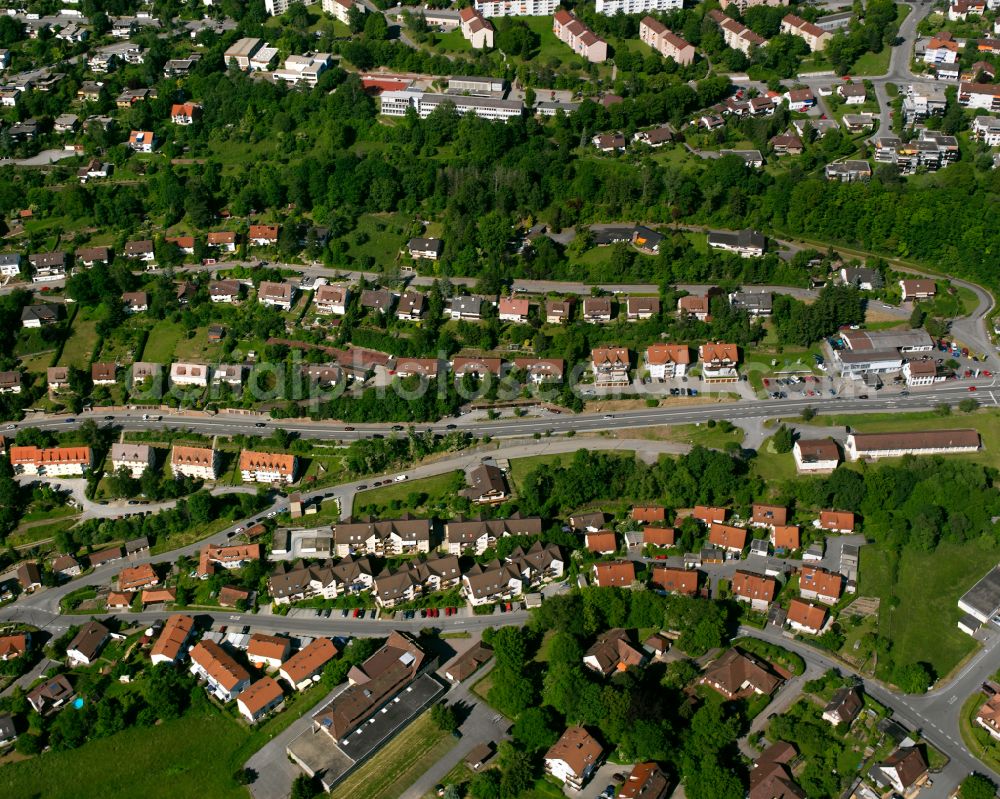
[506,602,513,612]
[969,386,978,392]
[353,608,360,617]
[985,371,993,377]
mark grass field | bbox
[751,435,800,483]
[328,710,455,799]
[57,318,99,367]
[508,453,571,492]
[859,539,991,680]
[9,516,79,548]
[354,471,464,515]
[0,711,249,799]
[346,213,410,269]
[141,320,187,363]
[172,326,225,362]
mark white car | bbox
[394,474,408,482]
[267,510,277,518]
[234,527,243,533]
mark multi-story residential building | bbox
[29,252,67,282]
[792,438,841,473]
[110,443,153,478]
[334,517,432,557]
[170,445,220,480]
[407,237,444,260]
[924,34,960,63]
[598,0,680,12]
[207,232,238,252]
[973,115,1000,145]
[197,543,262,577]
[825,160,873,182]
[699,342,740,381]
[373,555,462,608]
[553,9,608,62]
[396,291,426,320]
[323,0,362,24]
[639,16,695,65]
[0,253,21,277]
[512,358,564,383]
[170,102,201,124]
[444,515,543,555]
[257,280,294,310]
[119,563,159,592]
[264,0,316,15]
[582,296,613,323]
[189,640,251,702]
[473,0,558,16]
[150,614,196,665]
[237,676,285,723]
[591,347,630,387]
[314,284,350,315]
[459,6,494,48]
[279,638,339,689]
[240,450,296,484]
[709,10,767,54]
[9,446,92,477]
[545,727,604,790]
[799,566,844,604]
[780,14,831,50]
[170,362,209,388]
[644,344,690,380]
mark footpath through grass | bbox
[859,539,993,680]
[327,710,456,799]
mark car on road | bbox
[391,425,403,431]
[356,484,367,490]
[343,426,355,431]
[234,527,244,533]
[255,422,266,428]
[603,414,614,419]
[267,511,277,518]
[986,371,993,377]
[858,394,869,399]
[65,418,75,423]
[4,424,14,430]
[104,416,114,421]
[394,474,408,482]
[970,386,978,392]
[446,424,457,429]
[342,608,350,617]
[369,609,376,619]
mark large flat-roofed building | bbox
[474,0,558,16]
[958,565,1000,634]
[312,632,427,739]
[846,429,981,460]
[223,37,263,70]
[599,0,681,12]
[380,89,524,121]
[841,329,934,353]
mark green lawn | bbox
[668,423,744,450]
[345,213,411,270]
[172,326,225,363]
[859,539,990,680]
[141,319,187,363]
[850,5,908,75]
[508,453,570,492]
[0,711,249,799]
[752,435,799,483]
[354,470,464,516]
[328,710,455,799]
[8,516,79,548]
[57,317,99,368]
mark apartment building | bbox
[553,9,608,62]
[170,445,220,480]
[240,450,297,484]
[9,446,92,477]
[639,16,695,65]
[110,443,154,478]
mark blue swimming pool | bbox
[72,697,84,709]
